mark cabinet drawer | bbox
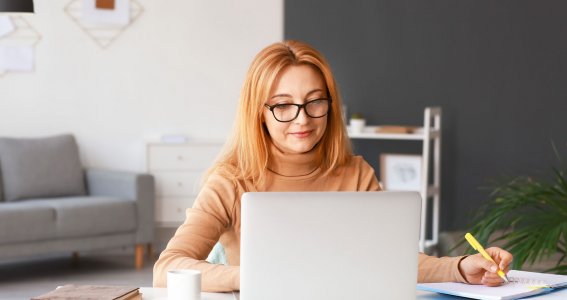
[155,197,196,225]
[148,144,222,171]
[154,171,203,197]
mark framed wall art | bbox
[380,153,422,191]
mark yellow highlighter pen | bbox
[465,232,510,283]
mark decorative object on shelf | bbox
[0,15,41,77]
[64,0,144,49]
[349,113,366,133]
[0,0,34,13]
[467,148,567,273]
[380,153,422,191]
[375,125,418,134]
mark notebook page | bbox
[508,270,567,288]
[417,270,567,300]
[417,281,541,300]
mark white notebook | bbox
[417,270,567,300]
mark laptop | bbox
[240,191,421,300]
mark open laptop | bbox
[240,191,421,300]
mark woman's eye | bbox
[275,104,293,110]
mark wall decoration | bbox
[380,153,422,191]
[0,16,41,77]
[64,0,143,49]
[96,0,116,10]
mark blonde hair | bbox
[208,40,352,187]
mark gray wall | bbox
[285,0,567,230]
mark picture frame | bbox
[380,153,422,191]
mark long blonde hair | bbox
[209,40,352,187]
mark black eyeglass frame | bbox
[264,98,332,123]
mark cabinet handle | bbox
[177,182,183,187]
[177,155,184,160]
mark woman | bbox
[153,40,512,292]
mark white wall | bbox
[0,0,283,172]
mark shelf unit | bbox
[348,107,441,253]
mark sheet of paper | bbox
[0,46,34,72]
[507,270,567,288]
[0,16,16,38]
[417,270,567,300]
[82,0,130,25]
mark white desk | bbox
[138,287,567,299]
[140,288,236,300]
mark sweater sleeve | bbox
[418,253,469,283]
[153,174,240,292]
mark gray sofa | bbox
[0,134,155,269]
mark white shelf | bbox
[348,107,442,253]
[348,126,440,140]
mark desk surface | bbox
[139,287,567,299]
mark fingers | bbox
[459,246,514,287]
[481,247,513,287]
[475,255,498,273]
[486,247,513,271]
[481,272,504,287]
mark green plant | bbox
[467,163,567,274]
[350,113,364,120]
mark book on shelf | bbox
[417,270,567,300]
[375,125,419,134]
[32,285,141,300]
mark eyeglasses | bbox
[264,98,331,122]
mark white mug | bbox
[167,269,201,300]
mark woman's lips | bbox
[290,130,312,138]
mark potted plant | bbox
[467,152,567,274]
[350,113,366,133]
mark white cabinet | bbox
[348,107,441,253]
[147,142,223,227]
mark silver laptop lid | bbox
[241,191,421,300]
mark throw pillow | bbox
[0,134,87,202]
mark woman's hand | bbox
[458,247,513,286]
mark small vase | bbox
[350,119,366,133]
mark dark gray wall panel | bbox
[285,0,567,230]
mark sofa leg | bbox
[135,244,144,269]
[147,243,154,261]
[71,251,80,266]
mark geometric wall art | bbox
[64,0,144,49]
[0,16,42,77]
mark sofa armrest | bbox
[85,168,155,244]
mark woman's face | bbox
[263,64,329,154]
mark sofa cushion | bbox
[23,196,137,239]
[0,201,57,245]
[0,134,86,202]
[0,170,3,202]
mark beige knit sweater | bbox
[153,145,467,291]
